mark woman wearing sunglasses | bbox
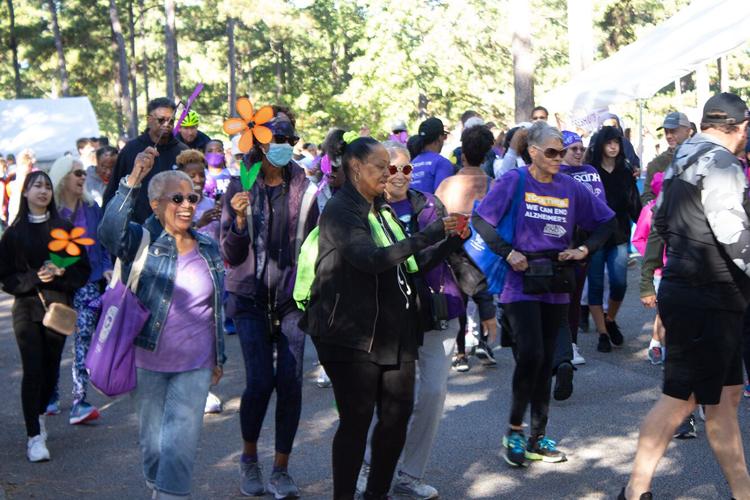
[45,156,113,426]
[472,121,615,467]
[220,107,319,499]
[99,155,226,499]
[585,126,642,353]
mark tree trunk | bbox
[128,0,138,135]
[7,0,22,98]
[718,56,729,92]
[138,0,149,104]
[46,0,70,97]
[164,0,177,100]
[274,40,282,100]
[109,22,125,134]
[227,17,237,116]
[511,0,534,122]
[567,0,593,75]
[109,0,135,137]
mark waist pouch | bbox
[430,291,449,331]
[522,258,576,295]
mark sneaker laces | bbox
[507,432,526,452]
[536,437,557,451]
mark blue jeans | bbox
[587,243,629,305]
[235,310,305,454]
[135,368,212,497]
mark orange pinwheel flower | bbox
[223,97,274,153]
[48,227,95,257]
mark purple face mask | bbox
[205,152,224,167]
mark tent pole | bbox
[638,99,644,174]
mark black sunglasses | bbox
[151,115,175,126]
[568,146,585,153]
[273,134,299,146]
[166,193,200,205]
[71,169,87,178]
[532,145,567,159]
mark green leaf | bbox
[49,253,80,269]
[240,161,261,191]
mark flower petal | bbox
[73,237,95,246]
[253,125,273,144]
[223,118,247,136]
[238,130,255,153]
[50,228,70,241]
[48,240,68,252]
[254,106,274,125]
[236,97,255,122]
[69,227,86,239]
[65,242,81,256]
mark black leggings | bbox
[13,318,67,436]
[456,290,496,355]
[504,301,567,437]
[323,360,415,500]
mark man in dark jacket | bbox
[177,110,212,151]
[641,111,692,204]
[102,97,187,223]
[622,93,750,500]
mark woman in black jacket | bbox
[302,137,457,500]
[0,171,90,462]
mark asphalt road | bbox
[1,265,748,499]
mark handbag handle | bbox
[110,229,151,293]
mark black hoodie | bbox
[102,132,188,224]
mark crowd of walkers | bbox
[2,92,750,500]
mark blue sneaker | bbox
[45,399,61,416]
[744,383,750,398]
[69,401,100,425]
[502,430,527,467]
[525,435,567,463]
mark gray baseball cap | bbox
[657,111,690,130]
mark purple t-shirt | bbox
[477,167,614,304]
[204,168,233,199]
[559,164,606,201]
[136,247,216,372]
[410,151,454,194]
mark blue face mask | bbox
[265,143,294,168]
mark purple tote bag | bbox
[86,230,151,397]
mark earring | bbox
[354,170,361,183]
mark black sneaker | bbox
[502,430,528,467]
[451,355,470,372]
[525,435,567,463]
[579,305,590,333]
[617,487,653,500]
[605,319,624,346]
[597,333,612,353]
[553,362,574,401]
[674,414,697,439]
[474,339,497,366]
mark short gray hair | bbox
[382,140,411,160]
[147,170,193,202]
[527,121,563,148]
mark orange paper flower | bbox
[223,97,274,153]
[48,227,95,256]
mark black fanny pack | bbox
[522,254,577,295]
[430,291,450,331]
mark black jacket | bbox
[300,181,445,352]
[597,164,641,247]
[102,132,188,224]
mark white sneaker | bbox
[316,366,332,388]
[393,471,439,499]
[355,462,370,495]
[39,415,47,440]
[571,343,586,365]
[27,435,50,462]
[204,392,222,414]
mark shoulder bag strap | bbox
[125,228,151,293]
[295,182,318,262]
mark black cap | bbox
[418,117,447,143]
[701,93,749,125]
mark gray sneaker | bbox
[268,470,300,499]
[239,461,265,496]
[393,471,438,499]
[356,462,371,495]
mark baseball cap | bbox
[463,116,486,130]
[390,119,407,133]
[418,117,448,143]
[562,130,582,148]
[701,93,749,125]
[657,111,690,130]
[231,135,242,156]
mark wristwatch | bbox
[577,245,588,255]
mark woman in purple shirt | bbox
[48,156,112,425]
[407,117,454,194]
[472,122,615,467]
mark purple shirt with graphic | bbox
[136,247,216,372]
[410,151,454,194]
[559,164,606,201]
[476,167,614,304]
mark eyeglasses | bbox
[71,169,87,178]
[568,146,585,153]
[151,115,175,125]
[166,193,200,205]
[388,164,413,175]
[532,145,567,159]
[273,135,299,146]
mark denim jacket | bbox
[98,178,226,366]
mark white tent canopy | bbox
[0,97,100,164]
[544,0,750,114]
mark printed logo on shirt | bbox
[543,224,567,238]
[524,193,570,208]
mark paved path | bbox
[1,266,748,499]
